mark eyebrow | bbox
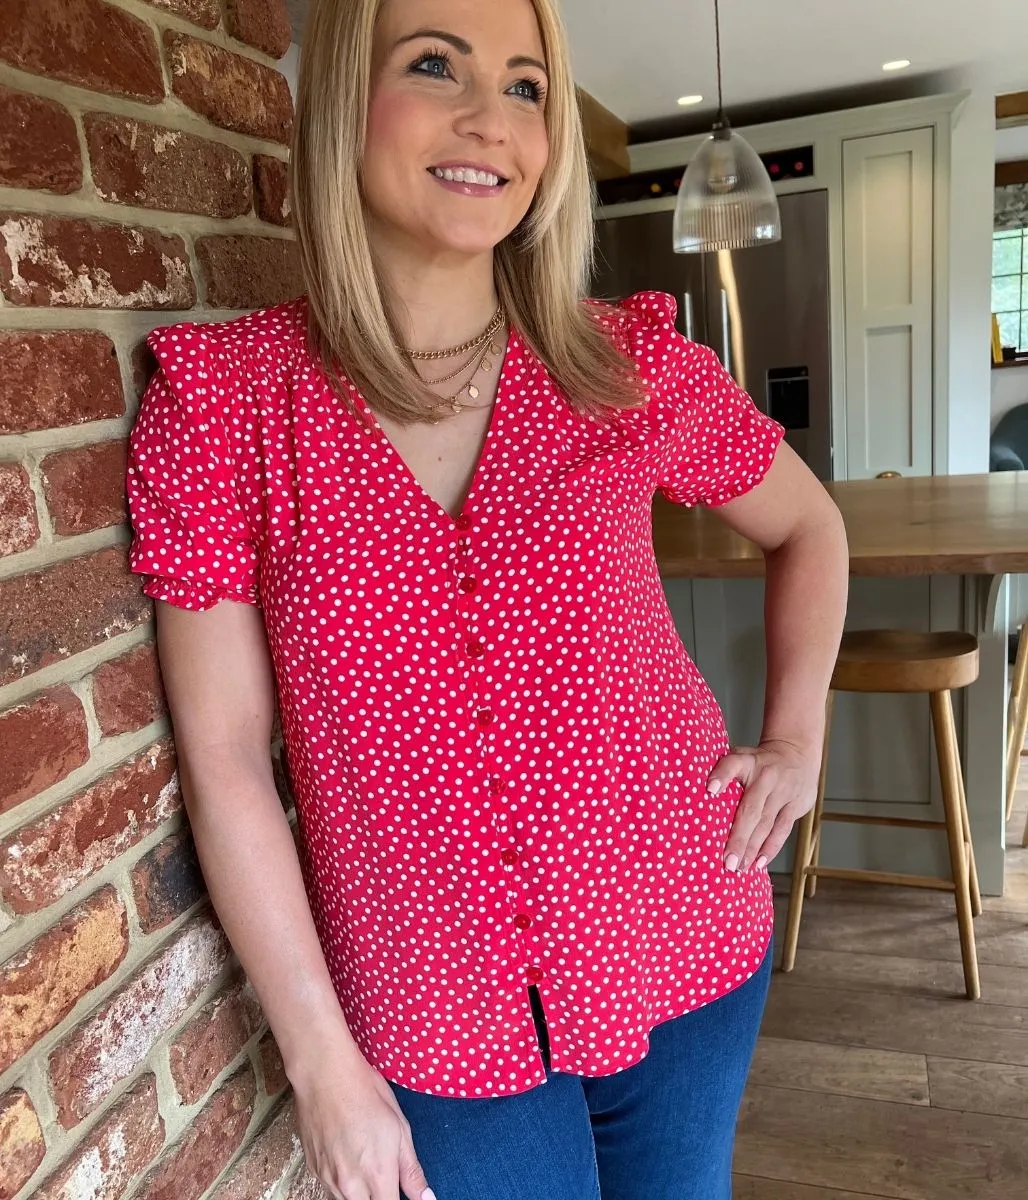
[394,28,548,75]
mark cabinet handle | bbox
[682,292,694,341]
[876,471,902,479]
[720,288,732,376]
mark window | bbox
[993,228,1028,356]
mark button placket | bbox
[452,514,541,990]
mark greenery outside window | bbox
[993,228,1028,360]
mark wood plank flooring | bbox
[733,772,1028,1197]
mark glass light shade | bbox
[673,125,782,253]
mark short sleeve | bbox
[617,291,785,508]
[126,326,261,612]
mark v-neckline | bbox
[355,325,518,527]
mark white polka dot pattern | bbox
[125,289,785,1098]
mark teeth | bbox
[432,167,501,187]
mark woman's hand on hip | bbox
[707,738,821,873]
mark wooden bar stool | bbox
[782,629,983,1000]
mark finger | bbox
[724,775,773,869]
[740,800,785,871]
[706,749,756,796]
[752,806,800,871]
[397,1131,434,1200]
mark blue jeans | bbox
[389,939,773,1200]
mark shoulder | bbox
[146,296,309,388]
[584,289,712,385]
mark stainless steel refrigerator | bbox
[592,189,833,481]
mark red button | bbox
[489,776,507,795]
[501,849,519,866]
[514,913,532,930]
[459,576,478,593]
[526,967,544,984]
[467,640,485,657]
[454,514,472,530]
[475,707,493,727]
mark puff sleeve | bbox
[619,291,785,507]
[126,325,261,612]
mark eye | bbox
[509,78,546,104]
[409,49,453,79]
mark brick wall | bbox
[0,2,323,1197]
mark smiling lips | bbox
[429,164,508,189]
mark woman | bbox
[125,0,849,1196]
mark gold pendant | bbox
[481,361,492,372]
[468,384,480,399]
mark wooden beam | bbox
[996,91,1028,126]
[576,87,631,181]
[996,159,1028,187]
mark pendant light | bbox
[673,0,781,253]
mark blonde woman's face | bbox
[364,0,550,261]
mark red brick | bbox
[40,440,128,536]
[258,1030,287,1096]
[131,828,205,934]
[93,642,168,737]
[197,235,302,310]
[226,0,293,59]
[85,114,251,219]
[49,914,231,1127]
[0,686,89,817]
[0,330,124,435]
[141,0,220,29]
[0,888,128,1075]
[0,739,179,915]
[164,32,293,144]
[211,1098,301,1200]
[0,463,39,556]
[0,213,195,309]
[287,1169,330,1200]
[253,154,291,226]
[0,1089,45,1199]
[0,85,81,195]
[169,976,263,1104]
[33,1075,164,1200]
[0,0,163,103]
[136,1067,255,1200]
[0,545,151,688]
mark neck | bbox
[370,229,502,352]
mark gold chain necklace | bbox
[428,332,505,416]
[406,306,504,361]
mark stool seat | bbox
[831,630,979,694]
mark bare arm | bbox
[153,598,360,1084]
[706,442,849,870]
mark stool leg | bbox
[930,690,981,1000]
[807,692,834,899]
[955,748,982,918]
[1005,625,1028,820]
[782,693,833,972]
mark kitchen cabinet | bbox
[841,128,936,479]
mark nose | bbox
[452,82,509,145]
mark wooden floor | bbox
[735,770,1028,1199]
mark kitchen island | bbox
[655,472,1028,894]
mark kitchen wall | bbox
[0,3,315,1199]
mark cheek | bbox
[365,89,428,172]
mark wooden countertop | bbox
[653,472,1028,578]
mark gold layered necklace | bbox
[405,305,506,417]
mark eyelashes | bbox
[407,48,547,105]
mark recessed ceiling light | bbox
[882,59,911,71]
[677,94,704,107]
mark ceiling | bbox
[285,0,1028,134]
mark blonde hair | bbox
[290,0,645,427]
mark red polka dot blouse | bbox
[126,290,785,1098]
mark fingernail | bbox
[724,853,739,872]
[755,855,768,870]
[708,779,722,795]
[422,1190,437,1200]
